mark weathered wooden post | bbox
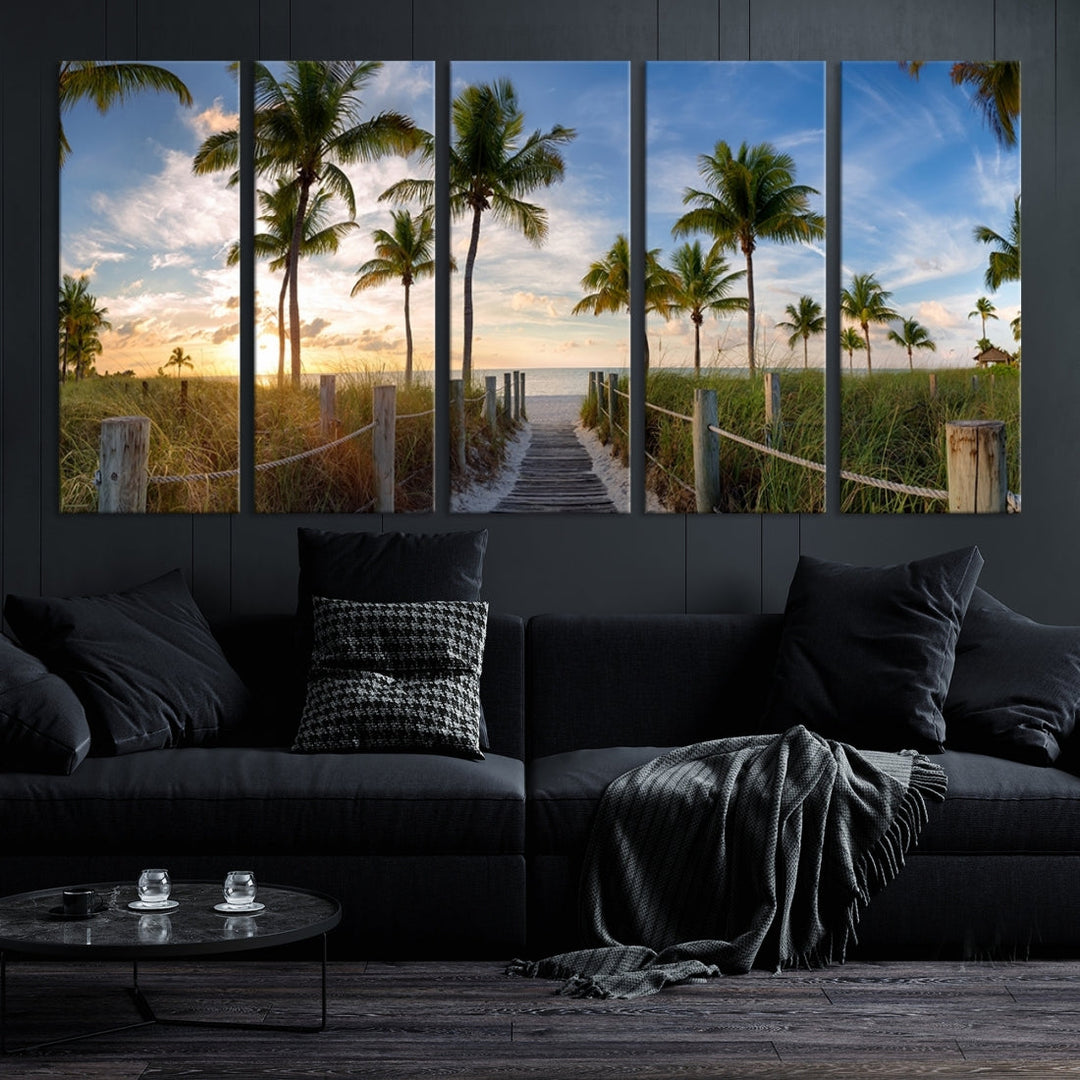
[764,372,781,447]
[520,371,527,419]
[451,378,466,475]
[98,416,150,513]
[588,371,596,403]
[484,375,498,435]
[373,384,396,513]
[971,375,980,393]
[607,373,619,433]
[319,374,337,439]
[504,372,511,415]
[692,387,721,514]
[945,419,1006,513]
[928,372,938,399]
[141,380,149,399]
[513,371,521,421]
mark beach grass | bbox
[583,365,1020,514]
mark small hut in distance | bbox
[974,344,1015,367]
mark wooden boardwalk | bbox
[494,419,618,513]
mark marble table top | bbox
[0,881,341,959]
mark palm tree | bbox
[59,61,192,166]
[228,181,356,390]
[902,61,1020,150]
[383,79,575,385]
[974,195,1021,291]
[195,61,423,387]
[671,141,824,375]
[1011,313,1021,342]
[840,326,865,373]
[570,234,676,372]
[351,208,436,387]
[887,317,936,372]
[164,346,193,378]
[968,296,998,341]
[666,242,747,373]
[840,272,898,373]
[775,295,825,370]
[58,275,110,382]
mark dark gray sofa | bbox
[2,609,1078,962]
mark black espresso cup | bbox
[62,887,96,917]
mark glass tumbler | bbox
[137,868,171,905]
[223,870,257,907]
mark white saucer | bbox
[128,899,179,912]
[213,902,265,914]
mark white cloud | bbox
[185,97,238,140]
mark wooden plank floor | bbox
[3,959,1080,1078]
[494,421,618,513]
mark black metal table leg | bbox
[2,934,329,1053]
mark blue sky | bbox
[61,60,435,378]
[647,61,826,370]
[842,61,1020,369]
[61,60,240,376]
[450,61,630,374]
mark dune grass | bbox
[60,376,240,513]
[580,365,1020,514]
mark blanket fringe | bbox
[781,753,947,971]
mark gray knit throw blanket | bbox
[509,725,946,999]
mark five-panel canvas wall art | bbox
[59,60,1020,515]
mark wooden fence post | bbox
[693,388,721,513]
[607,373,619,433]
[451,378,466,476]
[520,371,527,419]
[929,372,938,399]
[98,416,150,513]
[319,374,337,439]
[588,371,596,402]
[484,376,497,435]
[971,375,979,393]
[373,384,396,513]
[504,372,511,415]
[141,380,149,399]
[513,371,521,420]
[764,372,781,447]
[945,419,1006,513]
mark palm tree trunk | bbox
[803,334,808,369]
[693,314,701,373]
[744,249,756,376]
[403,281,413,388]
[462,205,483,385]
[862,322,873,373]
[277,269,289,393]
[60,336,69,383]
[288,181,311,389]
[908,345,914,372]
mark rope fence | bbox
[633,374,1016,514]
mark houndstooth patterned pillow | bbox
[293,598,488,759]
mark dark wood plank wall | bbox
[2,1,1071,622]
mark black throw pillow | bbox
[0,633,91,774]
[296,528,489,745]
[763,547,984,752]
[4,570,251,756]
[294,598,488,760]
[945,588,1080,766]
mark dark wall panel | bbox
[136,0,260,56]
[290,0,413,59]
[748,0,994,60]
[413,0,657,60]
[659,0,719,60]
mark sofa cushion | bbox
[297,528,490,746]
[527,746,1080,860]
[0,747,524,857]
[945,588,1080,766]
[0,634,90,775]
[917,750,1080,855]
[528,747,674,854]
[763,548,984,753]
[526,615,783,758]
[5,571,251,756]
[294,599,487,759]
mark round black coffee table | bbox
[0,880,341,1054]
